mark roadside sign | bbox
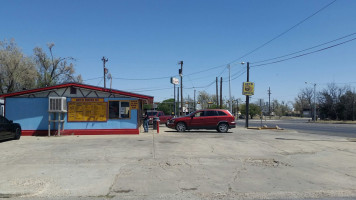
[171,77,179,85]
[242,82,255,96]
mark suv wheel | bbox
[217,123,228,133]
[14,128,21,140]
[176,122,186,132]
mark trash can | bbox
[153,117,160,130]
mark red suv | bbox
[166,109,236,133]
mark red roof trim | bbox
[0,83,153,102]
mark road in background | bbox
[236,118,356,138]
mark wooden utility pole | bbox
[245,62,250,128]
[101,56,108,88]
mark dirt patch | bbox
[347,138,356,142]
[245,158,291,167]
[181,187,197,191]
[159,141,179,144]
[114,189,133,193]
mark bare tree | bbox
[318,83,348,120]
[0,39,37,94]
[34,43,82,87]
[294,87,314,117]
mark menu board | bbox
[130,100,139,109]
[68,99,107,122]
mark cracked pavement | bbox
[1,125,356,199]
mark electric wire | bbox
[96,78,103,87]
[228,0,337,64]
[251,36,356,68]
[83,76,102,82]
[83,1,337,84]
[250,32,356,64]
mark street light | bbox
[241,62,250,128]
[305,82,317,122]
[228,64,232,113]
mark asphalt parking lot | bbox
[1,125,356,200]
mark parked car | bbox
[147,110,173,125]
[0,116,21,141]
[166,109,236,133]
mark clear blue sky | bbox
[1,0,356,105]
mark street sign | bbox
[242,82,255,96]
[171,77,179,85]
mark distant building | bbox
[0,83,153,136]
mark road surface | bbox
[236,118,356,138]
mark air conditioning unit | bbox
[49,97,67,112]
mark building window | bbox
[70,87,77,94]
[109,101,130,119]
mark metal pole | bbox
[58,113,61,136]
[179,61,183,116]
[220,77,223,109]
[194,89,196,112]
[260,99,263,128]
[236,99,239,119]
[174,84,176,116]
[177,86,180,117]
[313,83,316,121]
[245,62,250,128]
[48,113,51,137]
[228,64,232,113]
[216,77,219,107]
[268,87,271,119]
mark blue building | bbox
[0,83,153,136]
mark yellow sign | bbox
[242,82,255,96]
[130,100,139,109]
[72,98,104,102]
[68,101,107,122]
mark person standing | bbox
[143,110,149,132]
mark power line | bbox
[231,70,246,81]
[83,76,102,82]
[96,78,103,87]
[113,76,172,81]
[251,32,356,64]
[83,1,337,85]
[251,37,356,68]
[228,0,337,64]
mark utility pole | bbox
[228,64,232,113]
[352,90,355,121]
[268,87,271,118]
[220,77,223,109]
[260,99,263,128]
[101,56,108,88]
[245,62,250,128]
[313,83,316,121]
[216,77,219,107]
[177,87,180,117]
[194,89,196,112]
[178,61,183,115]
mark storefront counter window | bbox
[109,101,130,119]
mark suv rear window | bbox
[217,111,227,116]
[205,110,218,116]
